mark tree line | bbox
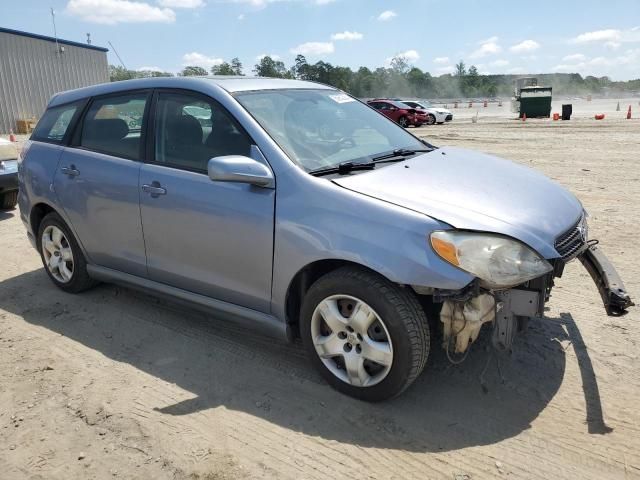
[109,55,640,99]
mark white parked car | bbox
[395,99,453,125]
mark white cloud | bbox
[433,56,450,64]
[237,13,245,19]
[157,0,203,7]
[182,52,223,68]
[436,66,455,75]
[509,39,540,53]
[470,36,501,58]
[255,53,281,61]
[490,59,509,67]
[137,65,161,71]
[506,67,525,74]
[398,49,419,62]
[562,53,587,62]
[226,0,334,6]
[386,49,420,66]
[66,0,175,24]
[378,10,396,21]
[605,41,621,49]
[553,48,640,74]
[572,29,621,44]
[331,31,363,41]
[290,41,335,55]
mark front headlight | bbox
[430,230,553,289]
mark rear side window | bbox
[31,102,82,144]
[80,92,149,160]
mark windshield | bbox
[234,89,426,171]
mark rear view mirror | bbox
[207,155,274,188]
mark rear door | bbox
[54,91,150,277]
[138,90,275,312]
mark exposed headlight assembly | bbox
[430,230,553,289]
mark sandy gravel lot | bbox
[1,101,639,479]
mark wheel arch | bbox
[30,202,57,238]
[284,259,399,339]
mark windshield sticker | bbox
[329,94,355,104]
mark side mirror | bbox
[207,155,274,188]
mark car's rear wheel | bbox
[37,212,97,293]
[398,116,409,128]
[300,266,430,401]
[425,114,436,126]
[0,190,18,210]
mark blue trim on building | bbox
[0,27,109,53]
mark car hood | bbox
[427,107,450,115]
[333,146,583,258]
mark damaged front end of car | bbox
[429,214,634,357]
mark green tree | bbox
[109,65,137,82]
[253,56,290,78]
[180,66,209,76]
[455,60,466,77]
[211,62,236,75]
[230,57,244,76]
[389,55,410,75]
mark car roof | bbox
[48,76,335,108]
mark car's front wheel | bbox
[398,116,409,128]
[37,212,97,293]
[300,266,430,401]
[425,114,436,126]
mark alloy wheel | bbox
[41,225,74,283]
[311,295,393,387]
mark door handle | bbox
[142,182,167,197]
[61,165,80,177]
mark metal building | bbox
[0,27,109,133]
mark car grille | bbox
[445,114,453,121]
[555,215,588,261]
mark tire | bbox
[425,114,436,126]
[398,116,409,128]
[0,190,18,210]
[300,266,430,401]
[37,212,97,293]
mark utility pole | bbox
[108,41,127,70]
[50,8,60,53]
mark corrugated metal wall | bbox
[0,31,108,133]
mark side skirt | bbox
[86,265,289,341]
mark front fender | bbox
[270,172,473,321]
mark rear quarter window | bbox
[31,101,83,144]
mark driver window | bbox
[154,92,252,172]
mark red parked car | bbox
[367,99,425,127]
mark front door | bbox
[139,90,275,313]
[54,91,150,277]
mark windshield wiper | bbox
[309,161,375,177]
[371,148,433,163]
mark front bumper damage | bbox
[439,244,634,355]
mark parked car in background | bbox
[367,99,425,127]
[0,139,19,209]
[394,99,453,124]
[19,77,633,402]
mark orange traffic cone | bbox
[9,129,16,142]
[468,101,473,108]
[522,113,527,122]
[627,105,632,119]
[483,100,488,107]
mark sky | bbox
[2,0,640,80]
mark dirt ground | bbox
[1,101,639,479]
